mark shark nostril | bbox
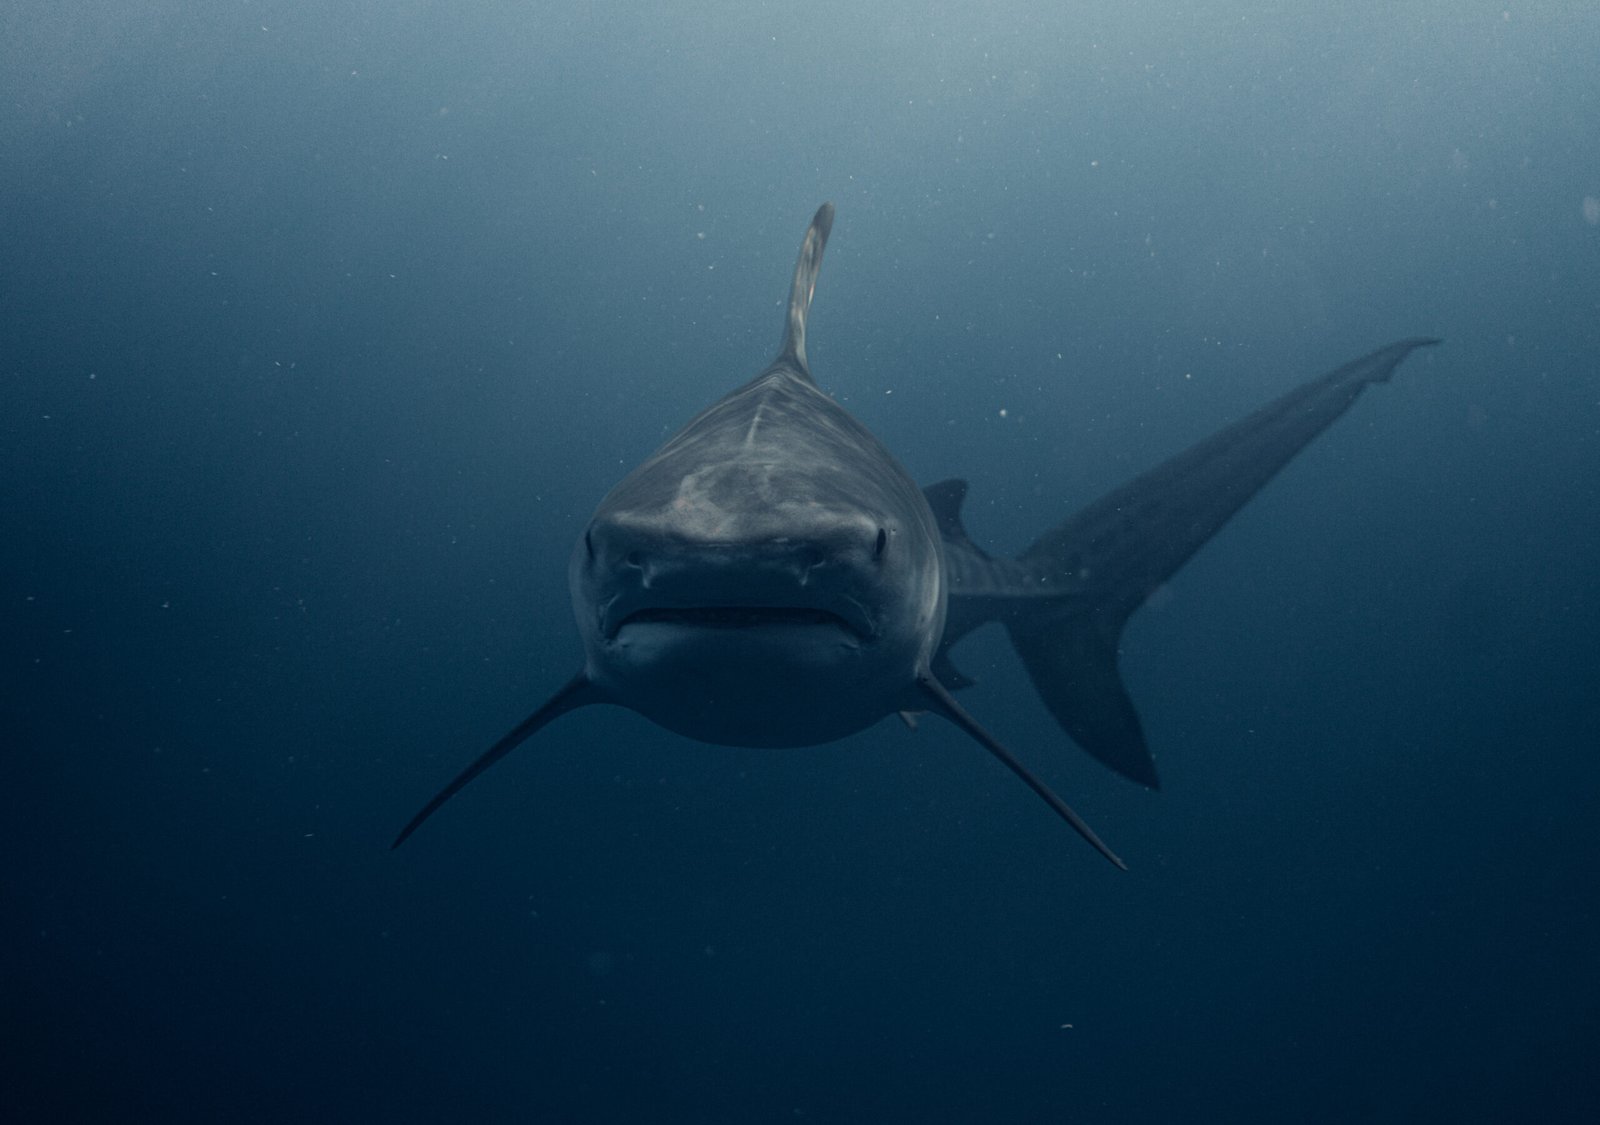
[622,550,653,588]
[797,547,825,584]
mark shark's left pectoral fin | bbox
[916,672,1127,870]
[391,672,605,849]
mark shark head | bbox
[570,362,945,746]
[563,204,945,747]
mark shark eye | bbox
[584,528,595,560]
[874,527,888,559]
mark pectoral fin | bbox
[916,672,1127,870]
[391,672,604,849]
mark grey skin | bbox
[393,203,1437,868]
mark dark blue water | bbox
[4,4,1597,1121]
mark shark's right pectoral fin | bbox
[391,672,604,849]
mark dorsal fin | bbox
[922,478,988,559]
[776,202,834,378]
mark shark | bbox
[393,202,1437,868]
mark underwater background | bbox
[3,2,1597,1121]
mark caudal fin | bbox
[972,339,1440,786]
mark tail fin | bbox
[967,339,1439,787]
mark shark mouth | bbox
[612,604,868,640]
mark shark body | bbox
[394,203,1437,868]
